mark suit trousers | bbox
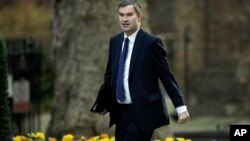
[115,104,154,141]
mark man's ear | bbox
[138,13,143,22]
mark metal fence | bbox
[2,38,42,134]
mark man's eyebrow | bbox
[126,12,133,15]
[119,12,133,15]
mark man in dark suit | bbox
[93,0,190,141]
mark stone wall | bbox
[174,0,250,116]
[148,0,250,116]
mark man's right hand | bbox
[178,111,190,124]
[99,109,108,115]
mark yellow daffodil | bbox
[36,132,45,139]
[100,133,109,139]
[165,137,174,141]
[176,137,185,141]
[87,138,93,141]
[27,132,36,138]
[79,136,86,141]
[13,136,22,141]
[32,132,36,138]
[62,134,74,141]
[12,132,192,141]
[94,135,100,140]
[99,138,110,141]
[109,136,115,141]
[49,137,57,141]
[87,136,100,141]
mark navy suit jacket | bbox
[103,29,185,130]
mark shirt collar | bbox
[123,28,140,44]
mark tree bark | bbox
[47,0,119,137]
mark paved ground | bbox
[40,97,250,135]
[41,112,51,133]
[40,111,250,139]
[39,98,250,139]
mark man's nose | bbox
[123,16,128,21]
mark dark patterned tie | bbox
[116,38,129,102]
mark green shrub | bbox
[0,40,11,139]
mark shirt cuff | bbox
[176,105,187,115]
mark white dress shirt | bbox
[117,29,139,104]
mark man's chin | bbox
[122,28,136,35]
[122,28,131,32]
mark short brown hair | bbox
[118,0,142,15]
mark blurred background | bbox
[0,0,250,141]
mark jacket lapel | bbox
[129,29,144,76]
[113,29,145,80]
[113,34,124,80]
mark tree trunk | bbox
[47,0,149,138]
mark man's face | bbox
[118,5,141,36]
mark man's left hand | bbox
[178,111,190,124]
[99,109,108,115]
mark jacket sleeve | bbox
[104,37,113,85]
[151,37,185,108]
